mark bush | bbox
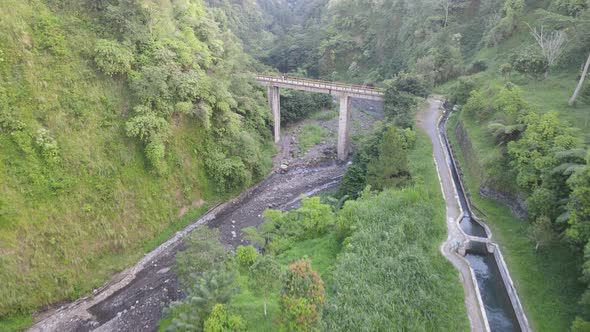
[174,227,228,288]
[236,245,258,267]
[383,82,417,128]
[34,128,60,163]
[280,91,332,124]
[94,39,134,77]
[462,90,490,120]
[510,49,549,79]
[468,60,488,74]
[163,269,238,332]
[366,127,410,190]
[280,259,325,331]
[204,147,250,193]
[448,77,477,105]
[499,63,513,79]
[392,72,429,98]
[203,304,246,332]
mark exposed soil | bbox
[28,98,382,332]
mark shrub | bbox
[366,127,410,190]
[280,91,332,124]
[203,304,246,332]
[34,16,67,56]
[203,148,250,193]
[236,245,258,267]
[94,39,134,77]
[462,90,491,120]
[280,259,325,331]
[145,138,168,175]
[163,269,238,332]
[34,128,60,163]
[448,77,477,105]
[468,60,488,74]
[125,113,170,143]
[174,227,227,288]
[510,49,549,79]
[249,255,281,316]
[499,63,513,79]
[383,82,417,128]
[392,72,429,98]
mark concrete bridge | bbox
[255,74,384,160]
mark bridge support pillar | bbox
[268,86,281,143]
[337,94,351,161]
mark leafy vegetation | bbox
[161,129,468,331]
[298,124,328,153]
[0,0,273,324]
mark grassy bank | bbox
[446,112,584,331]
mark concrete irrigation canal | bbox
[428,98,532,332]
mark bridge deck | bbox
[255,74,384,101]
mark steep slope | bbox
[0,0,273,322]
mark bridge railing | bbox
[255,74,384,97]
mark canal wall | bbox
[439,106,532,332]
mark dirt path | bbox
[28,99,382,332]
[416,98,489,332]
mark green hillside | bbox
[0,0,273,323]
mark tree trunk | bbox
[569,52,590,106]
[264,296,267,316]
[264,289,267,316]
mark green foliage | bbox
[500,63,513,79]
[391,72,429,98]
[280,259,325,331]
[462,90,490,120]
[236,246,258,268]
[383,81,417,128]
[244,196,335,254]
[323,186,468,331]
[448,77,477,105]
[528,215,557,251]
[280,91,332,124]
[469,60,489,74]
[33,14,67,56]
[94,39,133,77]
[34,128,60,164]
[203,304,246,332]
[298,124,327,153]
[566,152,590,247]
[163,269,238,332]
[366,126,410,190]
[486,0,525,46]
[508,111,577,192]
[552,0,590,17]
[203,148,250,193]
[510,49,549,79]
[248,255,281,315]
[174,227,227,288]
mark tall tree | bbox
[569,53,590,105]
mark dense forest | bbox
[2,0,590,331]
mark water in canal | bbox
[465,253,521,332]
